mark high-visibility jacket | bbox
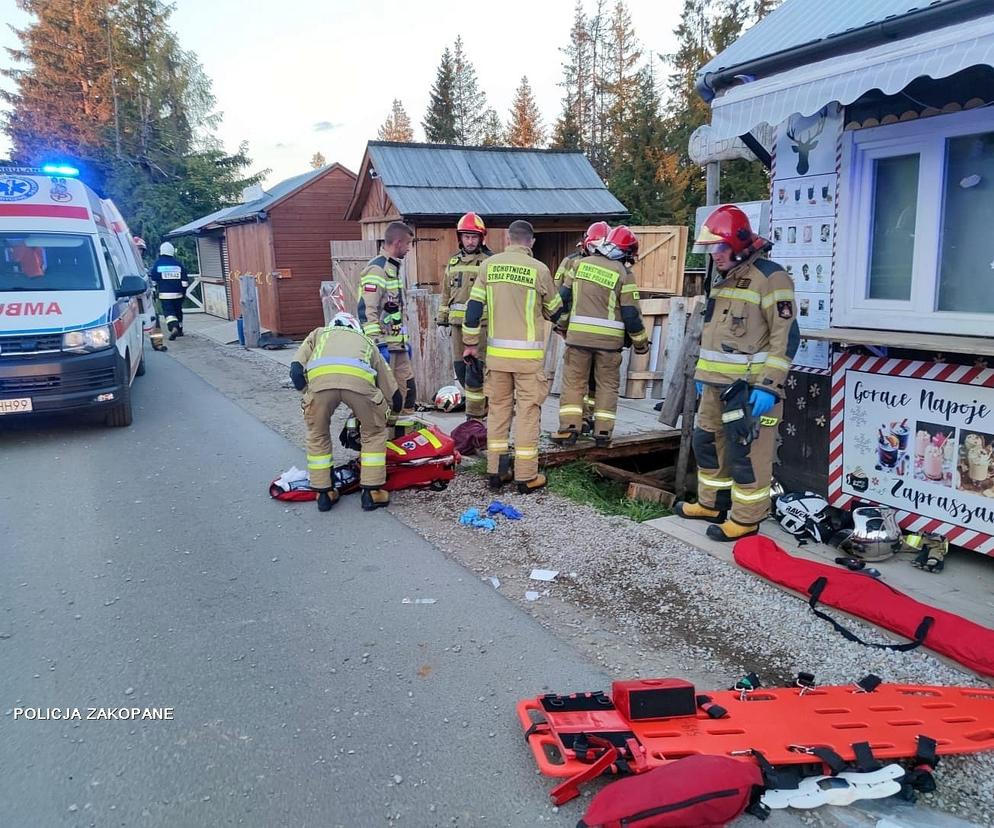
[463,244,563,372]
[694,252,800,398]
[293,325,399,401]
[357,254,407,350]
[554,250,583,290]
[559,254,648,351]
[437,246,492,326]
[148,255,188,300]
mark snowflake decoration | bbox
[871,476,880,487]
[797,397,807,411]
[849,406,869,428]
[933,353,946,364]
[809,384,821,398]
[786,375,798,389]
[786,423,797,437]
[815,415,827,427]
[975,357,988,370]
[854,433,873,454]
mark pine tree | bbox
[506,76,544,148]
[479,109,505,146]
[378,99,414,142]
[451,35,488,144]
[423,48,458,144]
[751,0,780,20]
[555,1,591,154]
[310,151,326,168]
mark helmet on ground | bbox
[582,221,610,254]
[774,491,836,544]
[434,384,463,413]
[842,506,902,562]
[456,212,487,239]
[159,241,175,257]
[598,226,639,262]
[331,311,361,332]
[696,205,754,254]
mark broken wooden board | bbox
[627,482,676,508]
[539,431,682,469]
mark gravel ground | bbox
[170,334,994,827]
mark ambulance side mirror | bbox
[116,275,148,298]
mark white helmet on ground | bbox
[159,241,175,256]
[774,491,834,543]
[434,385,463,412]
[331,312,361,332]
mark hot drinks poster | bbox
[840,366,994,538]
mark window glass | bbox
[867,154,919,301]
[100,237,121,289]
[0,232,102,291]
[937,131,994,313]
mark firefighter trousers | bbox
[558,346,622,437]
[388,349,416,409]
[161,298,184,330]
[693,384,782,525]
[484,368,548,482]
[303,387,389,489]
[450,324,488,418]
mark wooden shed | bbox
[168,163,360,336]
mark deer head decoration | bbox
[786,115,826,175]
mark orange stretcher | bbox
[518,680,994,802]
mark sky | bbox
[0,0,685,188]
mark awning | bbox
[708,15,994,140]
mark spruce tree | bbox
[479,109,505,146]
[378,99,414,142]
[550,97,582,151]
[556,1,591,153]
[451,35,488,144]
[506,76,544,148]
[422,48,458,144]
[601,0,642,178]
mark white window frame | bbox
[836,107,994,336]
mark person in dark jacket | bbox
[148,241,189,340]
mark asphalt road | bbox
[0,351,606,827]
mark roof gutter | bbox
[697,0,992,102]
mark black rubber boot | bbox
[316,489,339,512]
[361,487,390,511]
[404,379,417,412]
[550,428,579,447]
[488,454,514,491]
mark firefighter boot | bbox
[706,519,759,542]
[167,320,179,341]
[517,473,547,495]
[593,432,612,449]
[361,487,390,511]
[550,427,579,447]
[674,501,727,524]
[316,488,340,512]
[175,324,184,337]
[488,454,514,491]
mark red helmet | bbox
[600,225,639,261]
[696,205,754,254]
[456,212,487,239]
[582,221,610,253]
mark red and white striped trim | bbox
[829,351,994,556]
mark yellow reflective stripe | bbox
[698,474,733,489]
[593,410,616,420]
[360,274,386,288]
[544,293,563,313]
[464,390,485,400]
[486,284,495,333]
[307,365,377,384]
[488,440,509,451]
[362,322,381,335]
[696,359,764,375]
[462,324,481,336]
[559,405,583,415]
[621,284,639,295]
[569,322,624,338]
[525,287,536,343]
[515,447,538,458]
[386,441,406,456]
[419,428,442,449]
[765,356,791,371]
[761,289,794,308]
[732,486,771,503]
[469,285,486,301]
[714,288,761,305]
[307,454,333,469]
[488,346,543,360]
[361,452,386,467]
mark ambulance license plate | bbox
[0,398,32,414]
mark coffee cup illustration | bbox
[787,226,797,244]
[803,225,813,243]
[846,469,869,491]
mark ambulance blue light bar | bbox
[41,163,80,176]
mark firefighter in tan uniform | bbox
[357,221,417,411]
[437,212,492,419]
[290,312,403,513]
[463,220,564,493]
[553,226,649,447]
[674,206,800,541]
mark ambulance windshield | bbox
[0,232,102,291]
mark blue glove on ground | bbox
[487,500,523,520]
[695,381,704,397]
[459,508,497,532]
[377,343,391,363]
[749,387,777,417]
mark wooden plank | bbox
[626,313,657,399]
[539,430,681,468]
[618,346,632,398]
[659,296,687,402]
[239,275,261,348]
[627,371,664,380]
[674,296,707,496]
[406,288,451,404]
[638,298,670,316]
[627,482,676,508]
[800,327,994,357]
[650,317,667,399]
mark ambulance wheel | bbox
[106,365,134,428]
[136,351,146,377]
[430,480,448,491]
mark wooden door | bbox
[629,226,689,295]
[330,240,380,314]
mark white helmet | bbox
[331,312,361,332]
[434,385,463,412]
[774,491,835,543]
[159,241,175,256]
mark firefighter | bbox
[552,225,649,448]
[437,212,493,419]
[148,241,189,340]
[554,221,610,431]
[463,220,564,493]
[357,221,416,411]
[674,205,799,541]
[290,312,403,513]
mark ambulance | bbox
[0,165,149,426]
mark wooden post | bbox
[239,275,260,348]
[706,162,720,207]
[673,299,706,497]
[407,289,450,403]
[320,281,346,326]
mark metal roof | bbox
[168,164,353,237]
[354,142,627,220]
[698,0,962,79]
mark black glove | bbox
[720,379,756,446]
[289,361,307,391]
[391,389,404,413]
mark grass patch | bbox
[547,461,671,523]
